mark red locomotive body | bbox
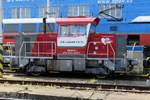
[31,33,57,57]
[87,33,116,58]
[3,33,17,44]
[2,17,148,75]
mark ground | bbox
[0,83,150,100]
[0,74,150,100]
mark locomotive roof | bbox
[56,17,100,25]
[3,17,100,25]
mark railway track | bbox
[2,71,150,94]
[0,78,150,94]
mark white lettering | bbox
[58,36,87,47]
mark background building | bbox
[2,0,150,34]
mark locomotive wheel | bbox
[30,72,41,76]
[25,64,46,76]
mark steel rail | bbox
[0,79,150,93]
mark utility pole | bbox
[43,0,50,34]
[47,0,50,18]
[46,0,55,17]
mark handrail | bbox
[24,41,56,55]
[3,42,15,56]
[109,43,116,60]
[131,42,137,58]
[19,41,25,65]
[87,41,108,56]
[87,41,115,59]
[19,41,56,60]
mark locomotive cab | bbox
[56,17,99,58]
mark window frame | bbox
[39,6,60,18]
[11,7,31,18]
[67,4,90,17]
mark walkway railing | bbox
[19,41,56,59]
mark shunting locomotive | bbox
[2,17,149,76]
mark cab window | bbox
[60,25,86,36]
[60,26,69,36]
